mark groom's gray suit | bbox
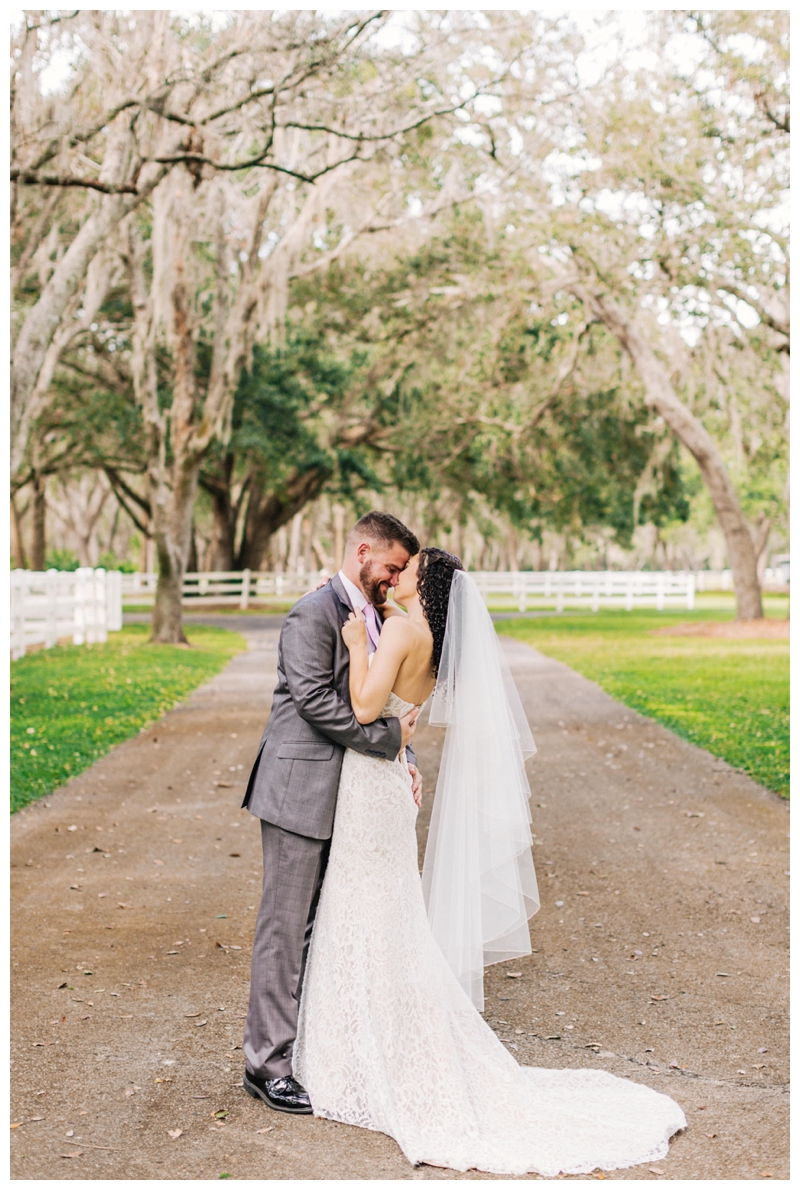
[242,573,415,1079]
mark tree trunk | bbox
[752,513,771,582]
[577,287,763,619]
[30,471,47,570]
[150,463,200,644]
[201,455,237,571]
[237,464,332,571]
[10,495,29,569]
[187,522,199,574]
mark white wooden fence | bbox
[122,569,316,607]
[121,568,702,612]
[472,570,696,611]
[10,568,123,660]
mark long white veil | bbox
[421,569,540,1010]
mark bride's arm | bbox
[342,610,412,724]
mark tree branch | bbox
[11,169,139,195]
[716,284,790,341]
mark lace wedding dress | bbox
[294,688,686,1176]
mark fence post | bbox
[556,573,564,614]
[45,568,58,647]
[625,575,634,612]
[10,572,25,660]
[656,571,665,611]
[686,573,696,610]
[95,569,108,644]
[73,569,86,645]
[240,568,251,610]
[106,570,123,631]
[591,575,600,613]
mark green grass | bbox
[10,625,246,813]
[499,609,789,798]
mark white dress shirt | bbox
[338,570,381,653]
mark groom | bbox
[241,511,422,1113]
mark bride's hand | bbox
[341,607,368,650]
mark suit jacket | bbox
[242,574,415,840]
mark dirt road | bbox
[10,616,788,1179]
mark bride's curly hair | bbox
[417,547,464,677]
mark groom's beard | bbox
[359,560,389,607]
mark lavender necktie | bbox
[362,603,381,654]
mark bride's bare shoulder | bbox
[377,602,406,620]
[378,613,415,641]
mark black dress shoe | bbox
[243,1070,312,1115]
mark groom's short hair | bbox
[347,511,419,557]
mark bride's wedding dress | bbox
[294,688,686,1177]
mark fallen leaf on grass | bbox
[167,1129,183,1139]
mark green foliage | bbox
[500,611,789,798]
[45,549,80,571]
[10,626,245,813]
[96,551,137,573]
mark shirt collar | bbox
[337,569,369,611]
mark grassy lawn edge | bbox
[497,610,789,800]
[10,625,246,814]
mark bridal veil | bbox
[422,570,540,1010]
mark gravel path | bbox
[11,616,788,1179]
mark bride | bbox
[294,547,686,1176]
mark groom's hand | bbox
[399,706,418,749]
[407,763,423,809]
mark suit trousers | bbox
[243,820,330,1080]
